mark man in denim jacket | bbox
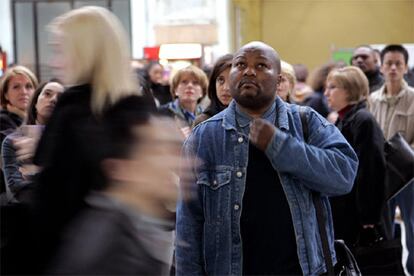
[176,41,358,275]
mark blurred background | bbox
[0,0,413,82]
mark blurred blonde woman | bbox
[276,60,296,103]
[23,6,160,274]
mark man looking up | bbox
[176,41,358,275]
[352,45,384,93]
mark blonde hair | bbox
[170,65,208,99]
[327,66,369,104]
[281,60,296,91]
[0,65,38,109]
[48,6,139,115]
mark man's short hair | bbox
[380,44,409,65]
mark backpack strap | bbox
[299,107,335,276]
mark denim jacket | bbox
[176,97,358,276]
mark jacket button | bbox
[212,180,218,187]
[234,204,240,211]
[238,137,244,143]
[236,171,243,178]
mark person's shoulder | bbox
[370,86,384,100]
[0,110,13,125]
[112,94,156,114]
[353,106,377,123]
[0,110,17,122]
[48,206,140,274]
[406,85,414,96]
[193,113,211,127]
[59,205,131,254]
[194,110,225,128]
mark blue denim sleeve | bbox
[175,133,206,276]
[265,108,358,196]
[2,135,26,197]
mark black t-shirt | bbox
[240,143,302,275]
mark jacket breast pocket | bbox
[197,169,232,224]
[394,112,414,137]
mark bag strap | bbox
[299,107,335,276]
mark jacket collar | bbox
[221,97,290,131]
[378,80,409,102]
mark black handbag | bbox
[384,132,414,201]
[313,193,362,276]
[351,227,404,275]
[299,108,361,276]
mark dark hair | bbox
[203,54,233,117]
[293,64,308,82]
[144,61,163,83]
[308,62,341,92]
[380,44,409,65]
[91,95,154,191]
[26,79,62,124]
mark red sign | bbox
[143,46,160,60]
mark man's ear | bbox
[380,65,385,75]
[101,158,128,182]
[372,53,378,64]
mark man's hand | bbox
[249,119,276,151]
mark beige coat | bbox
[369,81,414,147]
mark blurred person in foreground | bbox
[351,45,384,93]
[370,44,414,275]
[2,80,63,203]
[47,113,185,275]
[276,60,296,103]
[193,54,233,126]
[15,6,158,273]
[176,41,358,275]
[324,67,387,252]
[158,65,208,137]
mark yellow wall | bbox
[232,0,414,71]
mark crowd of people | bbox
[0,6,413,276]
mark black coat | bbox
[0,109,23,150]
[31,84,155,272]
[0,109,23,197]
[366,68,384,93]
[302,90,330,118]
[47,196,170,275]
[330,101,386,245]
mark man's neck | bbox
[385,80,403,96]
[179,100,197,114]
[366,68,379,79]
[237,101,274,119]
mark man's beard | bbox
[232,89,275,110]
